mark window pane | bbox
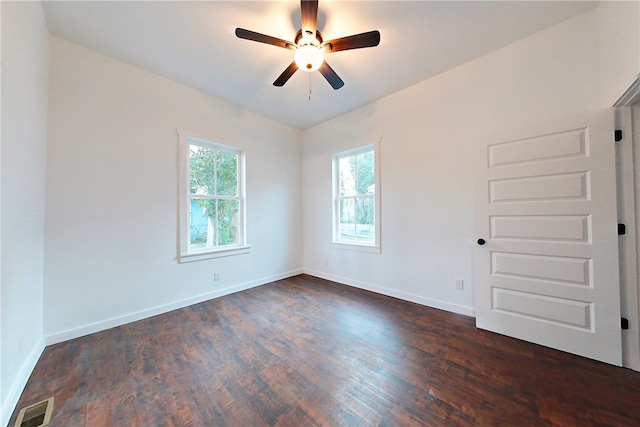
[339,198,356,240]
[339,156,356,197]
[189,198,217,249]
[189,145,217,196]
[216,150,238,196]
[333,145,377,247]
[356,196,375,242]
[217,199,240,245]
[356,151,375,195]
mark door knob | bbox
[477,238,486,246]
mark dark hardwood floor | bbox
[9,274,640,426]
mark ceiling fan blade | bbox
[273,61,299,87]
[235,28,296,50]
[324,30,381,53]
[300,0,319,40]
[318,61,344,90]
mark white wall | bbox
[1,1,49,424]
[1,2,4,418]
[302,3,639,316]
[44,37,303,342]
[596,0,640,107]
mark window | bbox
[333,142,380,251]
[178,130,248,262]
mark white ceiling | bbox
[43,1,598,130]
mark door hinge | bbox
[618,223,626,235]
[614,129,623,142]
[622,318,630,330]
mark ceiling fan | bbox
[235,0,381,90]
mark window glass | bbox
[179,131,246,261]
[216,150,238,196]
[190,145,217,196]
[334,144,378,247]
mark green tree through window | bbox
[189,142,242,249]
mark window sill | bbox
[179,245,251,263]
[330,242,381,254]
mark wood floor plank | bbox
[9,274,640,426]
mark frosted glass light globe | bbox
[294,44,324,72]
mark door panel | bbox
[474,110,622,365]
[490,215,590,242]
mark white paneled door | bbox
[474,110,622,365]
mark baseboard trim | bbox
[45,269,303,345]
[304,269,475,318]
[1,337,46,427]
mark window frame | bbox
[178,129,249,263]
[332,140,381,253]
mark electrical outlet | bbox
[214,272,220,281]
[456,279,464,290]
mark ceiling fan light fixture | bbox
[294,44,324,72]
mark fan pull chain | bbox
[308,73,312,101]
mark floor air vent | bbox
[14,397,54,427]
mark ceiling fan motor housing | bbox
[295,29,323,46]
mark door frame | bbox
[614,77,640,371]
